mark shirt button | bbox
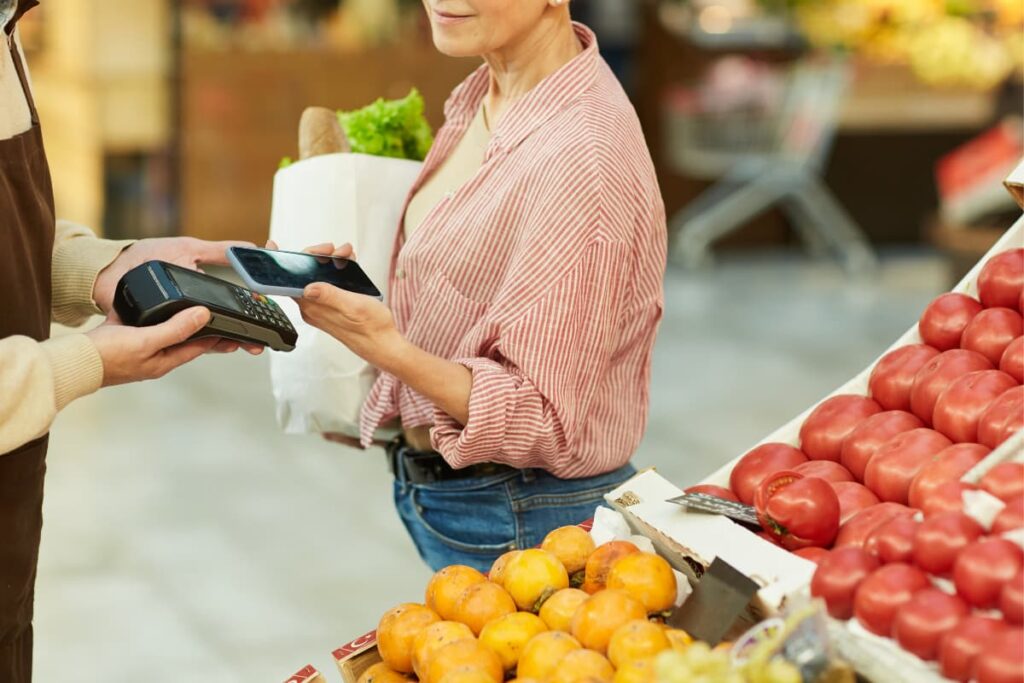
[396,268,407,280]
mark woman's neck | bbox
[482,9,580,128]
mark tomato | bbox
[922,480,979,518]
[684,484,740,503]
[910,349,994,424]
[729,442,808,505]
[974,628,1024,683]
[793,547,831,565]
[832,481,881,524]
[853,563,931,637]
[993,495,1024,534]
[908,443,990,510]
[940,615,1008,682]
[863,514,919,564]
[978,248,1024,311]
[912,511,984,575]
[792,460,854,483]
[1001,336,1024,383]
[811,546,880,619]
[980,462,1024,502]
[1002,571,1024,625]
[839,410,924,482]
[893,588,970,661]
[834,502,915,549]
[799,395,882,462]
[953,538,1024,608]
[933,370,1019,444]
[869,344,941,412]
[919,293,984,351]
[755,472,840,549]
[962,308,1024,366]
[755,530,783,547]
[863,428,953,504]
[978,386,1024,449]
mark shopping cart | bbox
[666,56,878,273]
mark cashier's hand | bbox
[92,237,252,319]
[86,307,221,387]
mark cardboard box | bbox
[284,664,329,683]
[1006,157,1024,210]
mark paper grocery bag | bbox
[268,152,422,436]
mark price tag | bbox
[666,492,761,528]
[666,557,760,645]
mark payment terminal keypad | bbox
[231,286,295,332]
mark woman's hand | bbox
[297,282,404,370]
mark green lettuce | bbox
[337,88,434,161]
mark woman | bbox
[297,0,666,571]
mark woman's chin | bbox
[430,29,484,58]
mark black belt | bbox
[387,437,516,485]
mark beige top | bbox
[403,104,490,239]
[0,28,132,455]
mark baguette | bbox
[298,106,351,159]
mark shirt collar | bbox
[4,0,37,35]
[443,22,600,154]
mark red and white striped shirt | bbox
[360,23,667,479]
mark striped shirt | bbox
[359,23,667,479]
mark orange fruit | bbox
[504,549,570,612]
[412,621,476,678]
[454,581,517,635]
[508,679,544,683]
[664,629,693,653]
[424,639,503,683]
[547,649,615,683]
[581,541,640,594]
[489,550,522,587]
[437,666,502,683]
[606,554,677,614]
[427,566,488,621]
[479,612,548,671]
[606,620,671,668]
[538,588,590,633]
[541,527,596,576]
[570,589,646,654]
[516,631,581,681]
[377,603,441,674]
[357,662,411,683]
[611,657,655,683]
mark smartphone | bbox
[227,246,382,299]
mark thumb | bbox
[303,283,346,305]
[144,307,211,350]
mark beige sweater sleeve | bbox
[0,222,131,455]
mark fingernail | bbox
[193,308,209,324]
[305,285,321,300]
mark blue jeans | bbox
[393,460,636,572]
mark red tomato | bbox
[840,410,924,482]
[953,538,1024,608]
[863,428,953,504]
[756,530,782,547]
[919,293,985,351]
[893,588,970,661]
[853,562,931,637]
[1000,336,1024,383]
[832,482,881,524]
[799,395,882,462]
[863,514,919,564]
[908,443,990,510]
[684,484,740,503]
[792,460,854,483]
[962,308,1024,366]
[940,615,1008,682]
[793,547,831,565]
[922,480,979,518]
[933,370,1019,443]
[811,546,880,619]
[993,495,1024,534]
[869,344,941,412]
[835,502,915,549]
[973,628,1024,683]
[755,472,840,549]
[1002,571,1024,625]
[912,511,983,575]
[910,349,994,424]
[729,442,808,505]
[978,386,1024,449]
[978,248,1024,310]
[980,462,1024,502]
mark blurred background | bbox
[21,0,1023,680]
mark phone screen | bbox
[167,266,244,313]
[233,248,381,297]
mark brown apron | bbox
[0,2,56,679]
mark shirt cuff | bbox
[52,235,134,321]
[40,334,104,411]
[431,357,519,468]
